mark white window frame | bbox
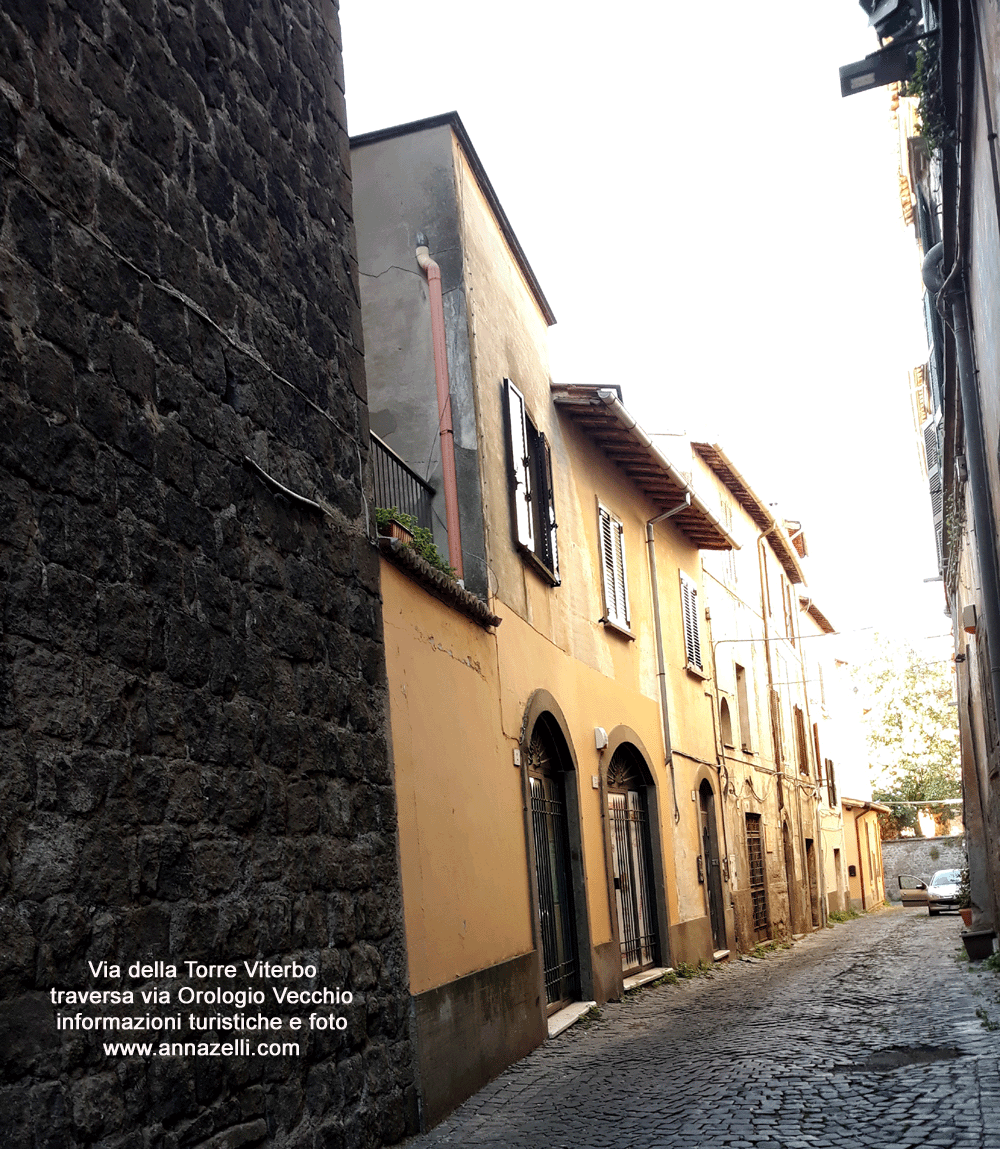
[504,378,559,584]
[598,503,630,631]
[680,571,703,672]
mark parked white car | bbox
[898,869,962,915]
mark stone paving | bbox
[404,907,1000,1148]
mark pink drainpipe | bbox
[415,237,464,580]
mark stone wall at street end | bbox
[0,1,414,1146]
[882,835,966,901]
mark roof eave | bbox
[691,442,806,584]
[551,385,739,551]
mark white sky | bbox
[341,0,951,649]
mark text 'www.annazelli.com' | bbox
[103,1040,300,1057]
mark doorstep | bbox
[547,1000,597,1038]
[713,949,731,962]
[623,967,672,992]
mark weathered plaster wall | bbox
[0,2,414,1145]
[352,125,488,598]
[379,561,531,995]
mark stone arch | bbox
[518,690,593,1012]
[720,697,734,747]
[599,729,669,978]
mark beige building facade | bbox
[692,446,852,948]
[351,112,863,1129]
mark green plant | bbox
[577,1005,603,1029]
[675,961,713,979]
[958,867,971,910]
[375,507,456,578]
[827,908,863,924]
[982,951,1000,974]
[929,846,940,862]
[976,1007,999,1031]
[857,634,961,838]
[901,45,950,154]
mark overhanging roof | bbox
[842,797,892,816]
[691,442,805,583]
[350,111,556,326]
[551,385,737,551]
[800,597,836,635]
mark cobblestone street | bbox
[405,908,1000,1148]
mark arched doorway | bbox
[805,837,820,928]
[782,819,799,933]
[527,717,580,1012]
[606,744,659,975]
[698,780,726,952]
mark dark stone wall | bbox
[0,1,414,1146]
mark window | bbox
[770,687,785,767]
[720,698,734,747]
[825,758,837,808]
[781,579,797,647]
[793,705,810,776]
[598,504,630,630]
[680,572,703,672]
[735,663,753,752]
[504,379,559,583]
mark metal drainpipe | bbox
[415,235,464,580]
[756,524,799,928]
[949,289,1000,737]
[705,623,735,903]
[794,601,827,929]
[646,493,691,824]
[853,809,866,912]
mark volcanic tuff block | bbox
[0,1,413,1146]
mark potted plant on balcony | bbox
[375,507,456,578]
[375,506,415,544]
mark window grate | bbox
[746,814,768,938]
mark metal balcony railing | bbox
[371,433,435,531]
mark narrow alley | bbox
[404,909,1000,1149]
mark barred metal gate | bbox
[745,813,769,940]
[607,748,658,974]
[528,728,579,1010]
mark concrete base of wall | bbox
[826,890,848,915]
[668,915,714,966]
[591,939,622,1003]
[411,950,545,1130]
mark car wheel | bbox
[929,908,939,916]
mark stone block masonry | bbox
[0,2,415,1147]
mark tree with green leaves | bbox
[854,636,960,839]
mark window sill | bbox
[516,543,560,587]
[685,663,708,680]
[600,617,635,641]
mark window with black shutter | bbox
[503,378,559,584]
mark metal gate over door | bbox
[528,726,579,1010]
[745,813,769,940]
[607,748,658,974]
